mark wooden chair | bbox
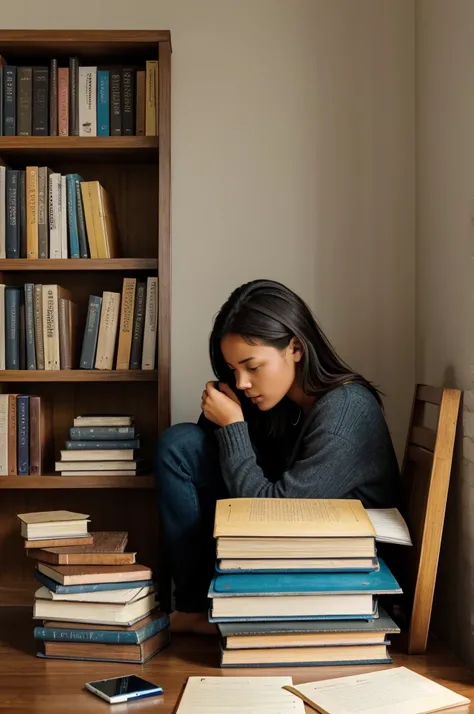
[399,384,461,654]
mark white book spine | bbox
[49,173,61,259]
[0,285,5,370]
[0,167,6,259]
[0,394,8,475]
[42,285,60,370]
[79,67,97,137]
[141,277,158,370]
[60,176,68,258]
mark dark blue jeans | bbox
[155,423,228,612]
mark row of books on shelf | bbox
[207,498,411,668]
[0,407,141,477]
[0,276,157,371]
[18,511,168,663]
[0,167,120,260]
[0,58,159,137]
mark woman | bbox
[156,279,400,634]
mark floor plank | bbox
[0,607,472,712]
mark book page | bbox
[286,667,470,714]
[366,509,412,545]
[214,499,375,538]
[177,676,305,714]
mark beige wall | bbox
[417,0,474,666]
[2,0,415,457]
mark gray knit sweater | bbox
[214,384,400,508]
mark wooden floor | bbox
[0,607,473,712]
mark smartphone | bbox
[85,674,163,704]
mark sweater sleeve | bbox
[215,419,367,499]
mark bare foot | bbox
[170,611,217,635]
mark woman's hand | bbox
[201,381,244,428]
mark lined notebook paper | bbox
[176,676,305,714]
[366,508,412,545]
[284,667,470,714]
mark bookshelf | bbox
[0,30,171,604]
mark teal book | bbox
[34,569,152,595]
[34,610,169,644]
[209,558,401,597]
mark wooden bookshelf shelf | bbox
[0,258,158,271]
[0,475,154,489]
[0,370,158,382]
[0,136,159,163]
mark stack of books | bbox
[208,498,402,667]
[18,509,169,663]
[55,415,139,477]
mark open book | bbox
[283,666,470,714]
[366,508,412,546]
[176,676,305,714]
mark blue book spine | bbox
[3,66,16,136]
[34,613,169,644]
[66,174,80,257]
[97,70,109,136]
[79,295,102,369]
[69,426,135,440]
[17,396,29,475]
[64,439,139,450]
[24,283,36,369]
[71,173,89,258]
[6,169,20,258]
[34,568,152,594]
[5,287,21,369]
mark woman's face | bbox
[220,333,302,411]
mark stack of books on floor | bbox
[55,414,140,476]
[208,498,402,668]
[17,509,169,663]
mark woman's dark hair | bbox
[209,279,381,435]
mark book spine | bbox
[42,285,60,370]
[7,394,17,475]
[0,166,5,259]
[145,61,158,136]
[0,285,5,369]
[69,58,79,136]
[116,278,136,369]
[141,277,158,369]
[95,291,120,370]
[64,439,139,450]
[17,395,29,475]
[121,68,135,135]
[29,394,41,475]
[5,287,20,369]
[80,295,102,369]
[37,167,49,259]
[19,170,27,258]
[6,169,20,258]
[34,616,168,645]
[129,281,146,369]
[73,175,89,258]
[49,59,58,136]
[0,396,7,475]
[110,70,121,136]
[17,67,32,136]
[66,175,80,258]
[97,70,109,136]
[32,67,49,136]
[3,66,16,136]
[60,176,68,258]
[79,67,97,136]
[58,298,71,369]
[69,426,135,440]
[0,65,3,136]
[24,283,36,370]
[26,166,38,259]
[19,296,26,370]
[33,284,45,370]
[58,68,69,137]
[49,173,61,259]
[136,70,145,136]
